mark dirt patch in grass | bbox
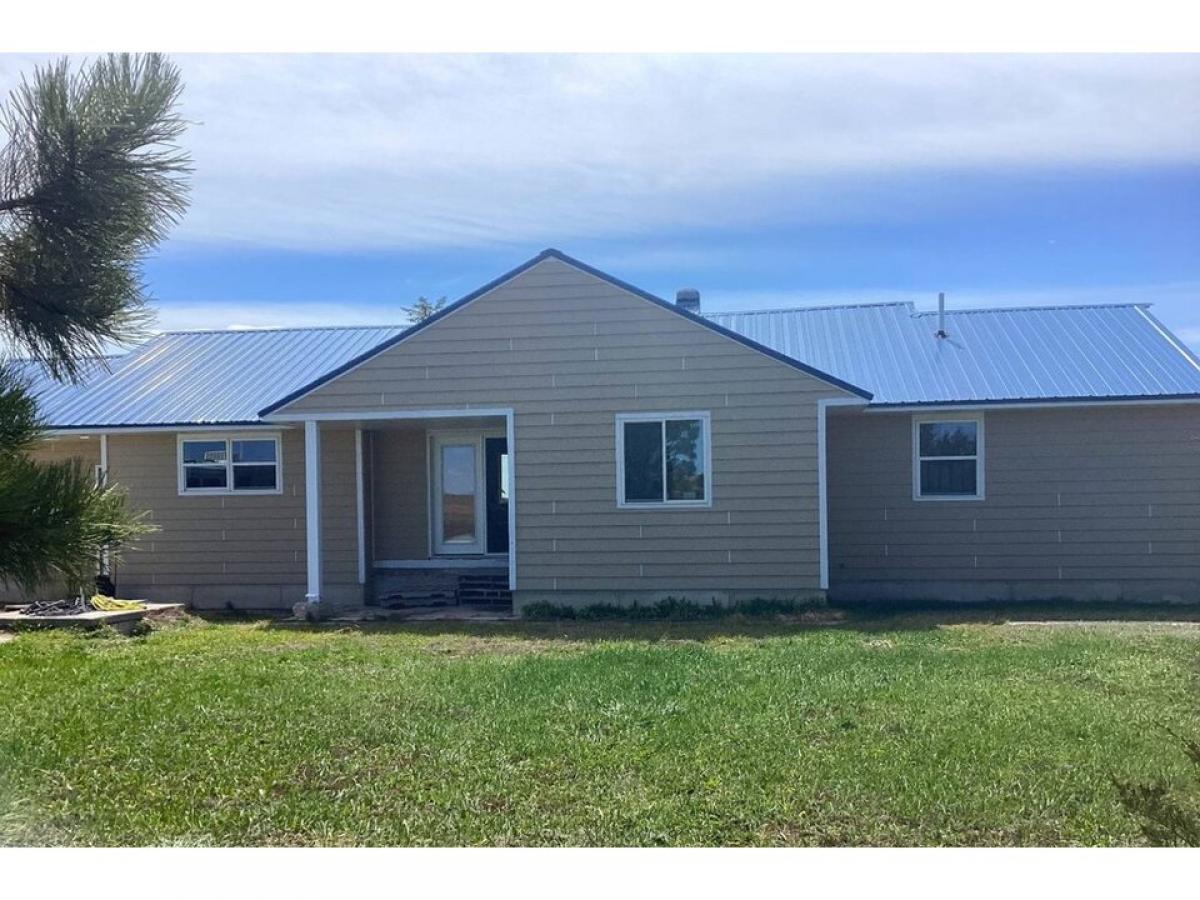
[1004,621,1200,635]
[861,638,896,650]
[421,636,593,658]
[256,640,329,655]
[144,607,200,629]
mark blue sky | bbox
[4,54,1198,344]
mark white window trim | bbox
[912,413,985,502]
[615,411,713,509]
[177,432,283,497]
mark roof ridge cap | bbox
[1133,306,1200,376]
[707,301,915,316]
[911,301,1150,316]
[158,323,408,336]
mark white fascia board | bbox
[865,397,1200,414]
[263,407,514,424]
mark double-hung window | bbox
[179,434,282,495]
[616,412,711,507]
[913,415,984,500]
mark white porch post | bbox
[817,400,830,592]
[355,427,366,585]
[304,419,322,604]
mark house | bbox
[9,249,1200,612]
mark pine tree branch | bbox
[0,193,36,213]
[0,54,184,590]
[0,53,190,377]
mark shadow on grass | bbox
[236,601,1200,644]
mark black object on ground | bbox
[23,598,90,617]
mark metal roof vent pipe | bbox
[676,288,701,315]
[935,291,948,339]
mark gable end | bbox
[258,249,872,417]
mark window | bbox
[179,434,281,495]
[913,415,984,500]
[616,412,711,507]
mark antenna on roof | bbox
[935,292,948,339]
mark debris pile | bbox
[23,598,90,617]
[20,595,145,617]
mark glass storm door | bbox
[433,437,484,555]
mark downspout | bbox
[355,427,365,587]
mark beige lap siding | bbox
[370,428,429,560]
[827,406,1200,603]
[0,437,103,603]
[33,435,103,469]
[106,428,361,610]
[277,256,855,605]
[316,427,361,599]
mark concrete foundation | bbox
[115,581,366,613]
[829,579,1200,605]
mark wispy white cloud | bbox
[152,301,407,333]
[1,54,1196,251]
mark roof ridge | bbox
[1133,305,1200,376]
[151,301,1153,333]
[706,301,915,316]
[911,301,1150,316]
[158,323,408,336]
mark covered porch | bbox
[295,408,516,612]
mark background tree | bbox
[406,295,446,324]
[0,54,190,593]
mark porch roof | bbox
[24,325,406,430]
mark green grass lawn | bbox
[1,611,1198,846]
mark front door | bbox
[432,436,485,555]
[431,433,509,556]
[485,437,509,554]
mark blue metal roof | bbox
[707,302,1200,406]
[17,273,1200,429]
[30,326,407,428]
[11,356,129,423]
